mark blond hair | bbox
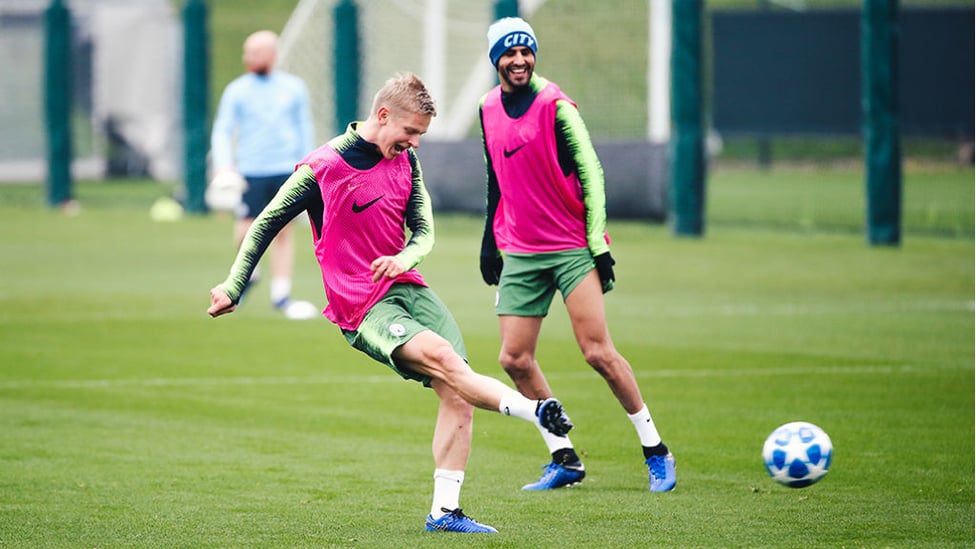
[371,72,437,118]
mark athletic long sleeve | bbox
[554,99,610,256]
[218,166,319,301]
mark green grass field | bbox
[0,166,972,547]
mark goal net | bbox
[277,0,671,219]
[278,0,669,143]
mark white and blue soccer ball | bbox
[762,421,832,488]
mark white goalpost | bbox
[648,0,672,144]
[277,0,670,144]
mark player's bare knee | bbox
[441,389,475,418]
[453,401,475,424]
[583,346,620,377]
[498,350,532,376]
[425,342,470,383]
[581,345,606,367]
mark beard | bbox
[500,65,532,89]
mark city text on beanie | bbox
[487,17,538,67]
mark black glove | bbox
[480,255,503,286]
[594,252,615,291]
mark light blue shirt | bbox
[211,71,314,177]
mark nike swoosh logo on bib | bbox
[352,195,383,213]
[503,144,526,158]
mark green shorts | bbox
[496,248,596,317]
[342,284,466,386]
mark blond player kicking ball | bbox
[208,72,573,534]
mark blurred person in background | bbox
[477,17,677,493]
[210,30,316,319]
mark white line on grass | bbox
[619,300,974,319]
[0,363,967,391]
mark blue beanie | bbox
[487,17,538,67]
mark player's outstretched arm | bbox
[207,286,237,318]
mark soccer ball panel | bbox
[762,421,832,488]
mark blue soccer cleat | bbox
[425,508,498,533]
[522,462,586,490]
[537,398,574,437]
[646,453,677,492]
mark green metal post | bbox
[183,0,209,214]
[670,0,706,236]
[494,0,519,20]
[333,0,361,136]
[490,0,519,86]
[862,0,901,245]
[44,0,73,208]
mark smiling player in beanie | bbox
[477,17,677,492]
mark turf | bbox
[0,168,972,548]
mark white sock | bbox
[430,469,464,518]
[536,422,574,454]
[497,388,541,423]
[628,404,663,447]
[270,277,291,305]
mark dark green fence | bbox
[712,7,974,137]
